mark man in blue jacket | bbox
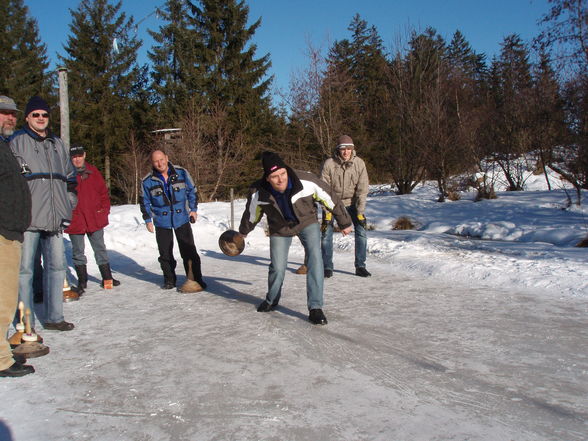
[140,150,206,290]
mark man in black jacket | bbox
[0,137,35,377]
[239,152,352,325]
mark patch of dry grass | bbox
[393,216,415,230]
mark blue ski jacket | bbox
[140,163,198,229]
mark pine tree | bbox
[324,14,390,164]
[386,27,448,194]
[488,34,534,191]
[150,0,274,200]
[0,0,51,110]
[530,50,566,190]
[148,0,197,125]
[59,0,141,190]
[190,0,272,119]
[446,30,487,84]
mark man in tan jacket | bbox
[320,135,371,278]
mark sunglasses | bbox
[31,112,49,118]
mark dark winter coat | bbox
[65,162,110,235]
[9,125,76,232]
[140,163,198,230]
[239,167,352,237]
[0,141,31,242]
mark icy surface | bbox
[1,177,587,441]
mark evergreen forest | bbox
[1,0,587,204]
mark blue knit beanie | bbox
[25,96,50,117]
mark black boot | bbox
[75,265,88,290]
[309,309,328,325]
[98,263,120,288]
[257,300,278,312]
[160,258,177,289]
[0,362,35,377]
[162,275,176,290]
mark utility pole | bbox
[58,67,70,147]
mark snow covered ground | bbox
[1,173,587,441]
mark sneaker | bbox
[161,281,176,290]
[309,309,328,325]
[324,269,333,278]
[0,362,35,377]
[257,300,278,312]
[355,267,371,277]
[44,321,75,331]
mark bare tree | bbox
[174,100,252,202]
[111,131,150,204]
[536,0,588,74]
[288,42,353,161]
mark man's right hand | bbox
[340,226,353,236]
[146,222,154,233]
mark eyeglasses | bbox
[31,113,49,118]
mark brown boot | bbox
[63,288,79,302]
[295,264,308,275]
[99,263,120,288]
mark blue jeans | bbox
[267,223,324,310]
[17,231,66,328]
[321,205,367,270]
[69,229,109,266]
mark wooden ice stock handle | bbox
[25,308,32,334]
[18,301,24,326]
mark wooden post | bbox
[230,188,234,230]
[57,67,70,148]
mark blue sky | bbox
[24,0,551,94]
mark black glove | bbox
[60,218,71,231]
[357,213,367,229]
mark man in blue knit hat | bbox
[10,96,77,332]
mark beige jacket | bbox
[320,150,369,214]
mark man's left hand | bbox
[357,213,367,228]
[189,211,198,223]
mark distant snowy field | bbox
[105,169,587,299]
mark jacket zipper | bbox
[44,141,57,231]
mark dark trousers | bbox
[155,222,202,282]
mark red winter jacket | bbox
[65,162,110,234]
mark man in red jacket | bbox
[65,146,119,292]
